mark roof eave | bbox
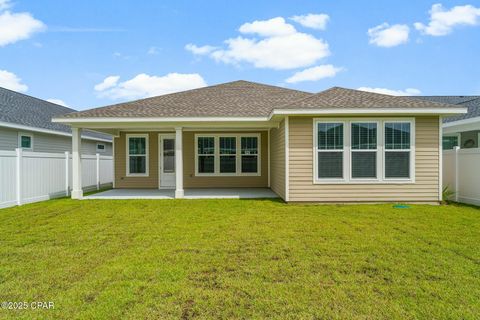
[270,107,468,117]
[52,107,467,125]
[0,120,112,142]
[52,116,271,123]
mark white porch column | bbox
[175,127,184,198]
[71,127,83,199]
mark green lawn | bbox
[0,199,479,319]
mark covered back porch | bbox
[84,188,278,199]
[68,118,285,200]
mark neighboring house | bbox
[53,80,466,203]
[413,96,480,150]
[0,87,112,154]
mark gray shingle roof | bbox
[59,80,312,118]
[283,87,466,110]
[0,87,111,141]
[55,81,465,120]
[412,96,480,123]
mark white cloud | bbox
[238,17,296,36]
[414,3,480,36]
[285,65,343,83]
[0,9,45,46]
[94,75,120,91]
[357,87,421,96]
[188,17,330,70]
[368,23,409,47]
[94,73,207,100]
[290,13,330,30]
[46,99,68,107]
[0,70,28,92]
[185,44,217,55]
[0,0,11,10]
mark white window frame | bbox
[219,135,238,175]
[313,118,415,184]
[194,133,261,177]
[196,135,216,175]
[383,120,415,182]
[442,133,460,150]
[18,132,33,150]
[313,120,347,183]
[96,143,106,153]
[349,121,381,182]
[126,134,149,177]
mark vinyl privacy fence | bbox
[443,147,480,206]
[0,149,113,209]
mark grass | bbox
[0,199,479,319]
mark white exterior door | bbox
[159,134,176,188]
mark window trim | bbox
[219,136,238,174]
[383,120,415,182]
[349,121,381,182]
[125,134,149,177]
[442,133,460,150]
[18,132,33,150]
[313,120,347,183]
[96,143,106,153]
[313,118,415,184]
[196,135,216,175]
[194,133,261,177]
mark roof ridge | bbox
[279,86,466,110]
[272,86,333,110]
[62,80,313,117]
[343,87,465,108]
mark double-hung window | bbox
[384,122,412,179]
[197,137,215,174]
[241,137,258,173]
[196,134,260,176]
[126,134,148,176]
[219,137,236,173]
[315,122,344,179]
[351,122,378,179]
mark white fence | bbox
[0,149,113,209]
[443,147,480,206]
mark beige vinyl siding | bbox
[183,131,268,188]
[114,132,158,188]
[0,126,112,155]
[269,120,286,199]
[288,116,440,202]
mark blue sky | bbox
[1,0,480,110]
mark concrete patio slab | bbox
[84,188,278,200]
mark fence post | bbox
[454,146,459,202]
[96,153,100,190]
[15,148,22,206]
[65,151,69,196]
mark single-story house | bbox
[413,96,480,150]
[53,80,467,203]
[0,86,112,154]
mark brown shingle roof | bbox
[60,80,312,118]
[57,81,465,120]
[281,87,465,110]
